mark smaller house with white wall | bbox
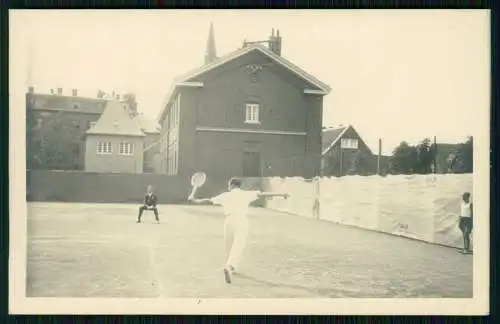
[85,100,145,173]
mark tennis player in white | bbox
[188,178,289,284]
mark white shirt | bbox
[461,201,472,218]
[211,188,261,218]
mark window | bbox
[97,142,112,154]
[88,121,96,129]
[119,142,134,155]
[36,118,43,128]
[340,138,359,149]
[245,103,260,124]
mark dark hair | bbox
[463,192,471,199]
[229,178,242,188]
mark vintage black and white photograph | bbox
[9,9,489,315]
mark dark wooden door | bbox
[242,151,261,177]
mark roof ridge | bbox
[158,43,331,121]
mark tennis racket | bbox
[191,172,206,187]
[188,172,207,200]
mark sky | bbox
[10,10,490,155]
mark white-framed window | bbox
[97,142,112,154]
[245,103,260,124]
[119,142,134,155]
[340,138,359,149]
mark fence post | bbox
[312,176,320,220]
[377,138,382,175]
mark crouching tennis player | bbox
[188,178,289,284]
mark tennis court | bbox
[27,202,472,298]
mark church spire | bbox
[205,22,217,65]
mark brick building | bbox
[85,100,145,173]
[157,26,331,181]
[26,88,108,170]
[26,87,154,171]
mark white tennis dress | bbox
[211,188,261,270]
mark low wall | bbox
[27,170,238,204]
[260,174,473,249]
[27,170,265,205]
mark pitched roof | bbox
[158,43,331,121]
[322,124,376,156]
[133,114,161,134]
[86,100,145,137]
[321,125,349,155]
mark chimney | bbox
[116,94,120,100]
[72,89,78,97]
[268,28,282,56]
[269,29,276,53]
[50,89,55,95]
[28,86,34,94]
[275,29,282,56]
[57,88,63,95]
[97,90,104,99]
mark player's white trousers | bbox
[224,215,249,270]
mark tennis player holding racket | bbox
[188,175,289,284]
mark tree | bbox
[122,92,138,116]
[453,136,473,173]
[415,138,435,174]
[389,141,418,174]
[30,111,83,170]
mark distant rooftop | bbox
[86,100,145,137]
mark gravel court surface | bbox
[26,202,473,298]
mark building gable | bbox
[158,44,331,122]
[322,125,374,156]
[86,100,145,137]
[184,46,328,92]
